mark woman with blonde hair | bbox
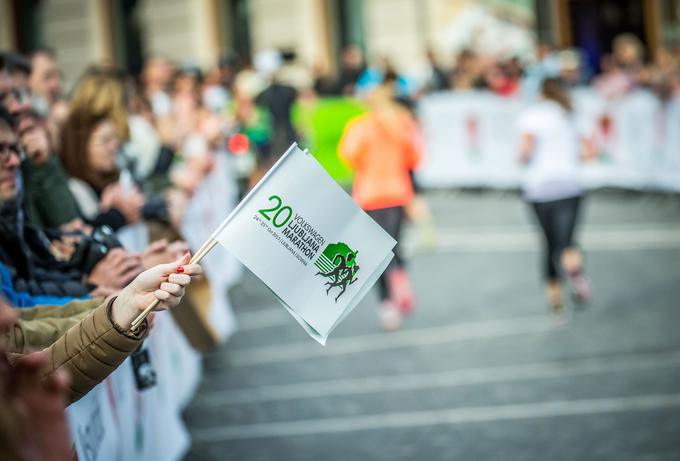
[69,67,130,141]
[68,67,164,180]
[60,68,143,230]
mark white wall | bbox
[140,0,195,64]
[363,0,425,73]
[248,0,329,66]
[40,0,98,89]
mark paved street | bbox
[184,190,680,461]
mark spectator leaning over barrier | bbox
[0,252,200,458]
[0,106,147,299]
[1,62,190,300]
[4,250,201,403]
[0,102,203,406]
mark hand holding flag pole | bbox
[130,238,218,332]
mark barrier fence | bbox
[417,89,680,192]
[67,153,241,461]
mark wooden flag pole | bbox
[130,238,219,332]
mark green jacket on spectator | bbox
[21,155,81,228]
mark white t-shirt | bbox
[517,100,583,202]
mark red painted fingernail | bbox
[176,266,185,273]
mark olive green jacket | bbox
[5,297,148,403]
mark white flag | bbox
[211,143,396,344]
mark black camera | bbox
[70,225,123,274]
[91,225,122,249]
[131,349,157,391]
[142,196,169,223]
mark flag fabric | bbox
[211,143,396,344]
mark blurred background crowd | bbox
[3,0,680,196]
[0,0,679,460]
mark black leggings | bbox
[530,196,581,281]
[367,206,404,301]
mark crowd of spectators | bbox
[0,48,212,458]
[315,35,680,103]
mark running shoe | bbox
[379,301,403,331]
[551,304,572,326]
[388,269,415,315]
[567,272,591,304]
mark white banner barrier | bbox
[67,312,200,461]
[180,150,241,339]
[417,89,680,192]
[67,151,243,461]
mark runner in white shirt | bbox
[517,77,595,315]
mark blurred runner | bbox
[517,77,595,316]
[339,73,422,330]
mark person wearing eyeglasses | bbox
[0,106,132,301]
[0,53,83,230]
[0,111,22,202]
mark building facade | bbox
[1,0,678,89]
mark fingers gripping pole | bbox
[130,238,218,332]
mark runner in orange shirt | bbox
[339,73,422,330]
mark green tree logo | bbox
[315,242,360,302]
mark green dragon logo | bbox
[314,242,360,302]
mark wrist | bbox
[107,297,147,338]
[110,288,140,330]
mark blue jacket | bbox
[0,261,77,307]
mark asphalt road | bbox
[184,190,680,461]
